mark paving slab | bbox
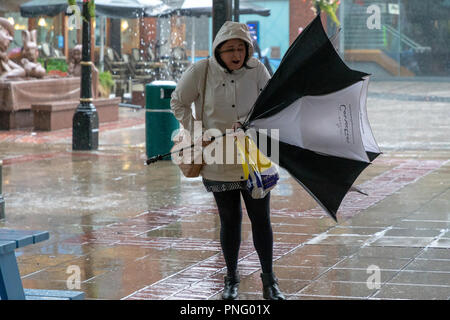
[1,81,450,300]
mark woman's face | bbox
[218,39,246,71]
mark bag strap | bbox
[199,59,209,123]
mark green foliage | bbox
[307,0,341,26]
[38,58,68,73]
[67,0,95,20]
[48,59,68,72]
[99,71,115,90]
[88,1,96,18]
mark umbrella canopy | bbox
[242,15,381,222]
[20,0,171,18]
[160,0,270,17]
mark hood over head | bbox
[212,21,254,68]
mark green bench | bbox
[0,229,84,300]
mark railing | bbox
[382,24,431,53]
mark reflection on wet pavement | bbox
[1,106,450,300]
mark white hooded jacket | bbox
[170,21,271,181]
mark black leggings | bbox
[213,189,273,275]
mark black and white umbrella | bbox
[242,15,381,222]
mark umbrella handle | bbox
[145,154,166,165]
[145,132,229,166]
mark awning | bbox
[0,0,30,13]
[20,0,171,19]
[20,0,70,17]
[154,0,270,18]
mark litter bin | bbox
[145,81,179,159]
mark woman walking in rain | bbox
[171,21,285,300]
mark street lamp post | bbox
[72,0,98,151]
[234,0,240,22]
[212,0,232,40]
[316,2,321,15]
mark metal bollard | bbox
[0,160,4,219]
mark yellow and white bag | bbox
[235,134,279,199]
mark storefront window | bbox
[2,13,28,50]
[121,18,140,55]
[36,17,53,47]
[68,27,79,49]
[2,0,448,79]
[340,0,450,77]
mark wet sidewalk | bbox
[0,80,449,300]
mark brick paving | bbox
[1,86,450,300]
[46,157,442,300]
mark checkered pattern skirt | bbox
[202,179,247,193]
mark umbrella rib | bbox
[244,25,348,128]
[243,102,286,128]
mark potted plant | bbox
[304,0,341,26]
[98,71,115,97]
[46,58,68,76]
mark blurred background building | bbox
[0,0,448,101]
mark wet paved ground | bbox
[0,80,449,300]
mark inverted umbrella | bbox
[241,15,381,222]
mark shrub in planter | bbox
[98,71,115,97]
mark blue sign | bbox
[246,21,259,45]
[57,35,64,48]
